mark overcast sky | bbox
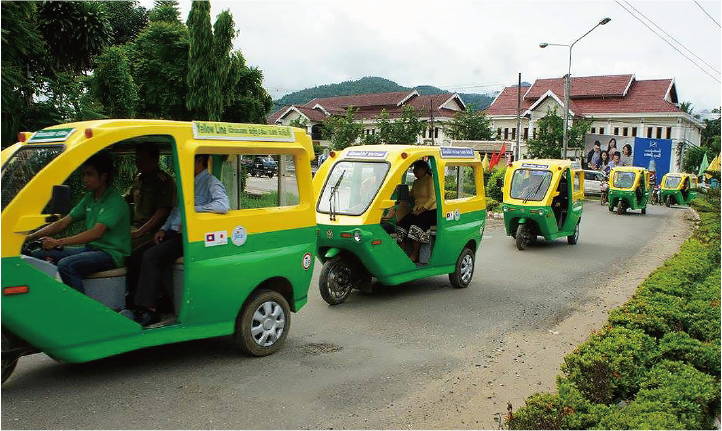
[150,0,721,110]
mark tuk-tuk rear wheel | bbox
[2,331,20,384]
[234,290,290,357]
[449,247,475,288]
[319,256,355,305]
[567,221,580,245]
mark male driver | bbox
[124,144,175,248]
[130,154,230,326]
[27,151,131,293]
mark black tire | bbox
[567,221,580,245]
[2,331,20,384]
[267,173,273,178]
[515,224,529,251]
[641,206,647,215]
[608,203,614,212]
[449,247,475,289]
[665,196,671,207]
[234,289,290,357]
[319,256,355,305]
[617,201,625,215]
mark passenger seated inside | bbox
[395,160,436,263]
[125,154,230,326]
[26,151,131,294]
[635,176,644,202]
[552,174,568,229]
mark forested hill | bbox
[271,76,496,113]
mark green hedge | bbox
[507,195,721,430]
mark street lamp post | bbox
[540,17,611,159]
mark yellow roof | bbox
[511,159,572,170]
[610,166,647,174]
[334,144,481,163]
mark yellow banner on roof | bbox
[192,121,295,142]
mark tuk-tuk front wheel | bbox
[234,289,290,357]
[515,224,531,250]
[617,201,626,215]
[665,196,672,207]
[449,247,475,289]
[2,331,20,384]
[319,256,355,305]
[567,221,580,245]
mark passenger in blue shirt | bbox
[126,154,229,326]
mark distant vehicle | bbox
[582,169,606,195]
[251,156,278,177]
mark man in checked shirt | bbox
[128,154,230,326]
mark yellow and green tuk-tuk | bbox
[2,120,317,383]
[502,159,584,250]
[312,145,486,305]
[608,166,650,215]
[660,172,698,207]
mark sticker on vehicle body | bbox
[231,226,247,246]
[29,128,76,143]
[521,163,549,169]
[454,209,461,220]
[440,147,475,158]
[345,150,388,159]
[302,252,312,270]
[446,211,454,221]
[192,121,295,142]
[205,230,228,247]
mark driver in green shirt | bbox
[27,151,131,294]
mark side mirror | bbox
[394,184,410,202]
[45,185,71,221]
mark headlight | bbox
[538,209,544,215]
[353,230,362,242]
[503,206,508,212]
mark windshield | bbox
[665,175,681,188]
[613,171,636,189]
[2,145,64,211]
[509,169,553,201]
[317,161,390,216]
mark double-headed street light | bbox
[540,17,611,159]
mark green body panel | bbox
[660,189,696,205]
[502,202,582,240]
[316,209,485,286]
[609,189,649,211]
[0,226,315,363]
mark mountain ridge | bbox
[270,76,498,114]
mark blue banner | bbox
[633,137,672,185]
[440,147,475,158]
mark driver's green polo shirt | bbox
[68,186,131,267]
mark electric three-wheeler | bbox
[2,120,317,384]
[608,166,651,215]
[660,172,698,207]
[313,145,487,305]
[502,159,584,250]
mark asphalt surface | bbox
[1,201,684,429]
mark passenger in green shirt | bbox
[27,151,131,294]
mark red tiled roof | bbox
[303,91,414,109]
[524,74,634,99]
[267,105,329,124]
[486,75,680,117]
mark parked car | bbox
[583,169,606,195]
[250,155,278,177]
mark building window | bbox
[591,127,596,134]
[632,127,637,137]
[511,128,516,139]
[523,127,529,140]
[599,127,605,135]
[666,127,672,139]
[422,129,426,138]
[434,127,439,138]
[533,128,537,139]
[613,127,619,135]
[622,127,628,136]
[504,128,509,140]
[656,127,662,139]
[497,128,502,139]
[647,127,653,138]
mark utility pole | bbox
[429,100,435,146]
[516,72,522,161]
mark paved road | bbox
[1,202,684,429]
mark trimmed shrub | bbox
[561,327,657,404]
[485,197,499,212]
[607,292,686,338]
[595,400,685,430]
[485,166,506,202]
[657,332,721,376]
[637,239,716,298]
[690,267,721,302]
[682,299,721,343]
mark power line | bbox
[624,1,719,74]
[615,1,721,83]
[694,0,721,28]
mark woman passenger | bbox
[396,160,437,263]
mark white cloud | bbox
[142,0,721,109]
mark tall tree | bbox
[103,1,150,45]
[388,105,425,145]
[525,107,592,159]
[91,46,139,118]
[444,108,493,140]
[220,53,272,124]
[186,1,219,120]
[322,107,364,150]
[149,0,182,23]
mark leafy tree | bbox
[289,117,308,129]
[103,1,149,45]
[149,0,182,23]
[128,20,190,119]
[37,1,113,73]
[680,101,694,114]
[91,46,139,118]
[388,105,425,145]
[525,107,592,159]
[682,116,721,173]
[322,107,363,150]
[444,108,493,140]
[186,1,219,120]
[220,57,273,124]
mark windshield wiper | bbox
[523,178,546,204]
[329,170,346,221]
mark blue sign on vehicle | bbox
[440,147,475,158]
[346,150,388,159]
[521,163,549,169]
